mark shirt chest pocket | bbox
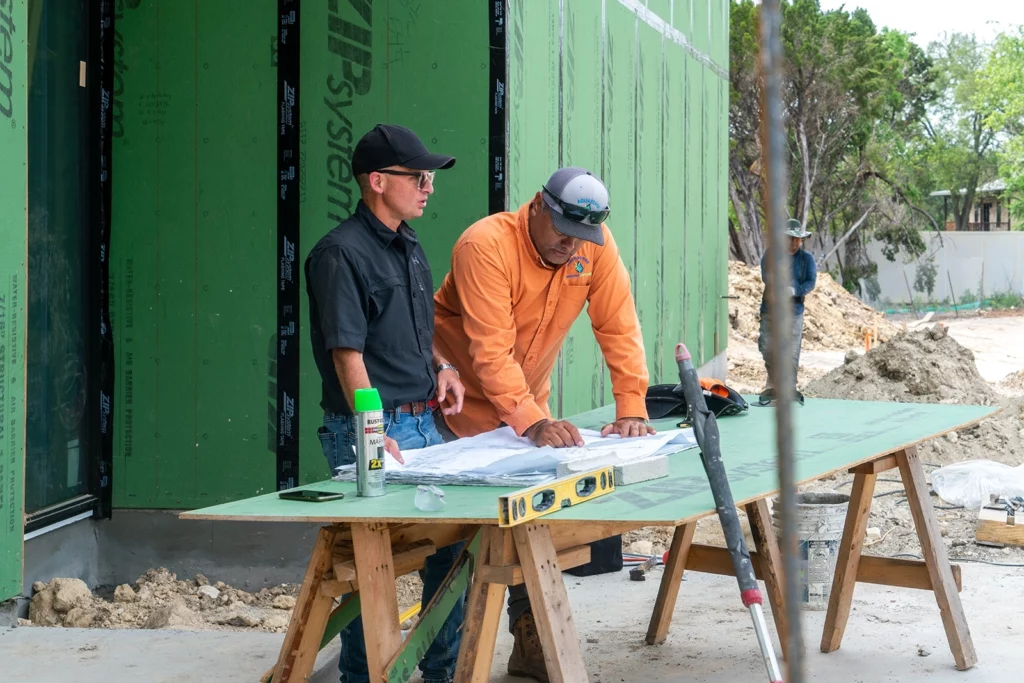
[367,275,408,326]
[557,285,590,329]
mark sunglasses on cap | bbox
[542,187,610,225]
[375,169,435,191]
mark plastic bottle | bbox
[353,388,386,497]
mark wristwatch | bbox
[435,362,459,377]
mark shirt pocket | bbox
[367,275,409,338]
[557,285,590,329]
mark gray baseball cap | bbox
[540,167,610,246]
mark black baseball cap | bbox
[351,124,456,176]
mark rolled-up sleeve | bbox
[308,247,368,352]
[450,241,548,436]
[586,228,650,420]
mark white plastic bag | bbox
[930,460,1024,509]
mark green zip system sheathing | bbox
[0,0,28,602]
[109,0,728,509]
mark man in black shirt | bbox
[305,123,465,683]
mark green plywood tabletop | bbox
[179,398,999,527]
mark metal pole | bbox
[757,2,803,681]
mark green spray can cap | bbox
[353,387,382,412]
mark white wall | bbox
[864,231,1024,306]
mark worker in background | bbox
[758,218,817,403]
[433,166,654,682]
[304,123,466,683]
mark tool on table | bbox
[498,466,616,527]
[676,342,784,683]
[277,488,346,502]
[353,387,387,497]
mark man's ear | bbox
[529,191,543,216]
[368,172,387,195]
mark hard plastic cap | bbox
[353,387,382,412]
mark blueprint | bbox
[331,426,698,487]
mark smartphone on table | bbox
[278,488,346,502]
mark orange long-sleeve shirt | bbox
[433,201,650,438]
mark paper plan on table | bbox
[331,426,698,487]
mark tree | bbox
[978,27,1024,220]
[918,33,1002,231]
[727,0,937,285]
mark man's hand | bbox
[384,436,405,465]
[600,417,656,438]
[436,368,465,416]
[525,419,585,448]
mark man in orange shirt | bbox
[433,167,654,681]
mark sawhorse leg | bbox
[821,448,977,670]
[271,526,340,683]
[745,498,791,660]
[514,523,589,683]
[455,527,508,683]
[898,446,976,670]
[646,522,695,645]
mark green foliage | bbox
[914,33,1002,231]
[978,28,1024,219]
[727,0,940,272]
[913,257,937,298]
[988,290,1024,309]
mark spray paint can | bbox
[353,388,386,497]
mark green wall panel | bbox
[0,0,27,602]
[634,22,663,380]
[661,39,686,376]
[108,0,727,507]
[112,1,276,508]
[113,0,489,507]
[558,0,604,418]
[299,0,489,485]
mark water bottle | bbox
[353,388,386,497]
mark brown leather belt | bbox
[390,398,439,415]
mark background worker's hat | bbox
[785,218,812,239]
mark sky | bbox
[816,0,1024,48]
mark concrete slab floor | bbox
[2,564,1022,682]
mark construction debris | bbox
[727,260,899,352]
[23,567,422,634]
[804,324,996,405]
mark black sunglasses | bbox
[542,187,609,225]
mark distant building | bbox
[930,180,1014,231]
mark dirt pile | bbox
[24,568,425,633]
[27,569,301,632]
[728,260,899,351]
[804,324,996,406]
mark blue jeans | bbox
[318,409,465,683]
[758,311,804,389]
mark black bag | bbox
[645,380,749,420]
[563,535,624,576]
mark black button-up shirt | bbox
[305,200,436,415]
